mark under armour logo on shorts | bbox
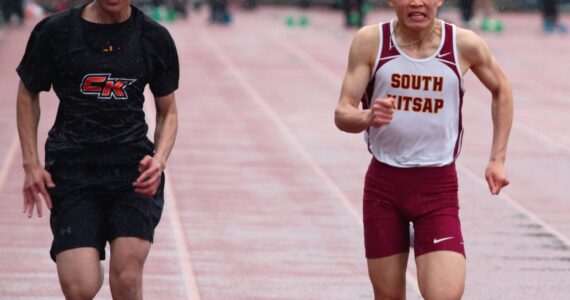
[60,226,72,235]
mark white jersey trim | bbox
[451,24,466,95]
[390,19,446,63]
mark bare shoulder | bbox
[456,27,486,54]
[455,26,491,69]
[356,24,379,39]
[349,24,380,65]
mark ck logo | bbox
[80,73,136,100]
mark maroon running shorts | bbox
[363,158,465,259]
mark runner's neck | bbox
[84,1,132,24]
[393,19,439,49]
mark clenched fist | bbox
[370,97,395,127]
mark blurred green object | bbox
[481,18,504,32]
[495,20,504,32]
[166,8,176,22]
[151,6,176,22]
[285,15,295,27]
[363,2,372,14]
[285,15,309,27]
[151,6,162,21]
[299,15,308,27]
[348,11,360,27]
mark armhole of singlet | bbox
[451,23,465,164]
[369,23,382,81]
[451,24,465,94]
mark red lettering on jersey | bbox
[433,76,443,92]
[422,76,432,91]
[412,97,422,112]
[82,76,106,93]
[401,74,410,89]
[80,74,136,100]
[390,94,445,114]
[434,99,444,113]
[391,74,401,88]
[411,75,421,90]
[402,96,412,111]
[392,74,444,92]
[101,80,127,98]
[422,98,433,113]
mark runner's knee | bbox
[110,268,142,296]
[372,286,406,300]
[59,278,101,300]
[420,282,464,300]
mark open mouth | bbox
[408,12,427,21]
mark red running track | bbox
[0,6,569,299]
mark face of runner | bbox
[95,0,131,16]
[388,0,442,31]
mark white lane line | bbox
[164,174,202,300]
[463,93,570,154]
[144,93,201,300]
[0,135,19,192]
[457,164,570,247]
[512,121,570,154]
[200,28,423,296]
[276,34,570,248]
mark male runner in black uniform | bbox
[16,0,179,298]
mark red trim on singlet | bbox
[372,22,400,77]
[362,79,376,154]
[361,80,375,110]
[364,22,400,155]
[365,22,399,110]
[380,22,400,59]
[438,23,461,80]
[453,84,464,160]
[436,23,464,160]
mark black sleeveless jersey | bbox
[17,5,179,165]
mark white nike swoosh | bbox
[437,52,452,58]
[433,236,455,244]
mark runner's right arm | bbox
[16,81,54,218]
[335,26,394,133]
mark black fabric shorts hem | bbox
[48,166,164,263]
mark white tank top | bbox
[362,19,465,168]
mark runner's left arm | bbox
[133,93,178,197]
[459,29,514,195]
[135,23,179,197]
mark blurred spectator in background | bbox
[479,0,503,32]
[459,0,503,32]
[542,0,567,33]
[35,0,76,13]
[343,0,364,28]
[151,0,188,19]
[1,0,24,25]
[173,0,188,17]
[459,0,474,27]
[209,0,230,24]
[243,0,257,10]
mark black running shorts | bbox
[47,160,164,261]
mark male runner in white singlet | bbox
[334,0,513,298]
